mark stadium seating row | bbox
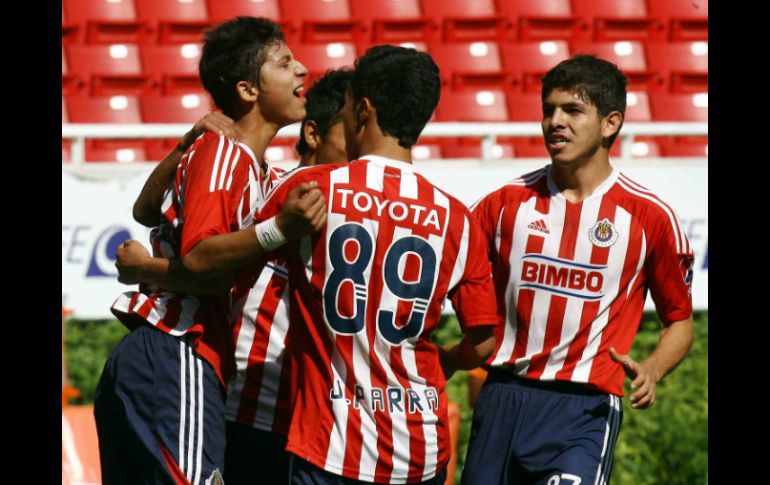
[62,0,708,45]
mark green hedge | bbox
[64,311,707,484]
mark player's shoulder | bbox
[472,165,550,211]
[612,171,681,222]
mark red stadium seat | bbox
[649,0,708,40]
[135,0,211,44]
[646,42,708,93]
[141,44,203,94]
[573,0,665,41]
[572,41,656,90]
[443,142,514,159]
[500,41,570,92]
[62,46,82,95]
[506,92,542,121]
[421,0,506,42]
[291,43,357,86]
[279,0,363,44]
[436,89,509,122]
[62,97,69,124]
[66,44,152,95]
[207,0,281,23]
[429,41,505,89]
[62,5,80,44]
[624,91,652,122]
[349,0,433,44]
[650,93,708,121]
[67,95,143,123]
[86,143,149,163]
[497,0,587,41]
[141,92,214,123]
[665,137,708,157]
[628,137,662,158]
[63,0,149,44]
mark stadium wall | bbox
[62,159,707,318]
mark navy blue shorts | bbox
[224,421,289,485]
[461,369,623,485]
[94,325,227,485]
[289,456,447,485]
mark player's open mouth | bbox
[293,86,305,99]
[547,136,569,150]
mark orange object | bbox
[445,402,461,485]
[62,405,102,485]
[467,367,488,408]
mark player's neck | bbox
[358,136,412,164]
[550,154,613,203]
[234,115,281,174]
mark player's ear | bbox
[236,80,259,103]
[356,96,373,131]
[304,120,322,150]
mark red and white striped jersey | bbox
[111,132,261,386]
[226,165,298,434]
[257,155,499,484]
[473,165,694,396]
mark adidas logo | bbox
[527,219,550,234]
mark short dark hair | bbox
[351,45,440,149]
[199,17,285,117]
[295,68,354,156]
[541,54,628,146]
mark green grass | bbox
[64,312,707,484]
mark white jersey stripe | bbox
[185,345,195,482]
[225,149,241,191]
[540,195,603,379]
[626,232,647,299]
[353,331,378,481]
[324,344,351,472]
[218,139,234,191]
[178,341,187,473]
[193,357,204,485]
[254,284,291,428]
[209,135,225,193]
[447,215,469,292]
[490,198,536,366]
[572,206,632,382]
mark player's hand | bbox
[115,240,151,285]
[276,181,328,240]
[609,347,658,409]
[179,112,241,150]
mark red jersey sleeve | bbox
[180,134,251,257]
[449,211,501,330]
[645,210,694,326]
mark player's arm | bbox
[133,113,241,227]
[609,315,693,409]
[181,180,326,277]
[438,326,496,380]
[116,240,234,295]
[440,211,501,380]
[117,181,327,285]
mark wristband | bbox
[255,217,287,251]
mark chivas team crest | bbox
[588,218,619,248]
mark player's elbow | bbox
[133,201,157,228]
[467,326,497,368]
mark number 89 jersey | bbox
[257,155,499,484]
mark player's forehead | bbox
[543,88,593,109]
[263,40,293,64]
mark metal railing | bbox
[62,121,708,167]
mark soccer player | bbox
[116,68,355,485]
[252,45,500,484]
[461,55,695,485]
[95,17,324,485]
